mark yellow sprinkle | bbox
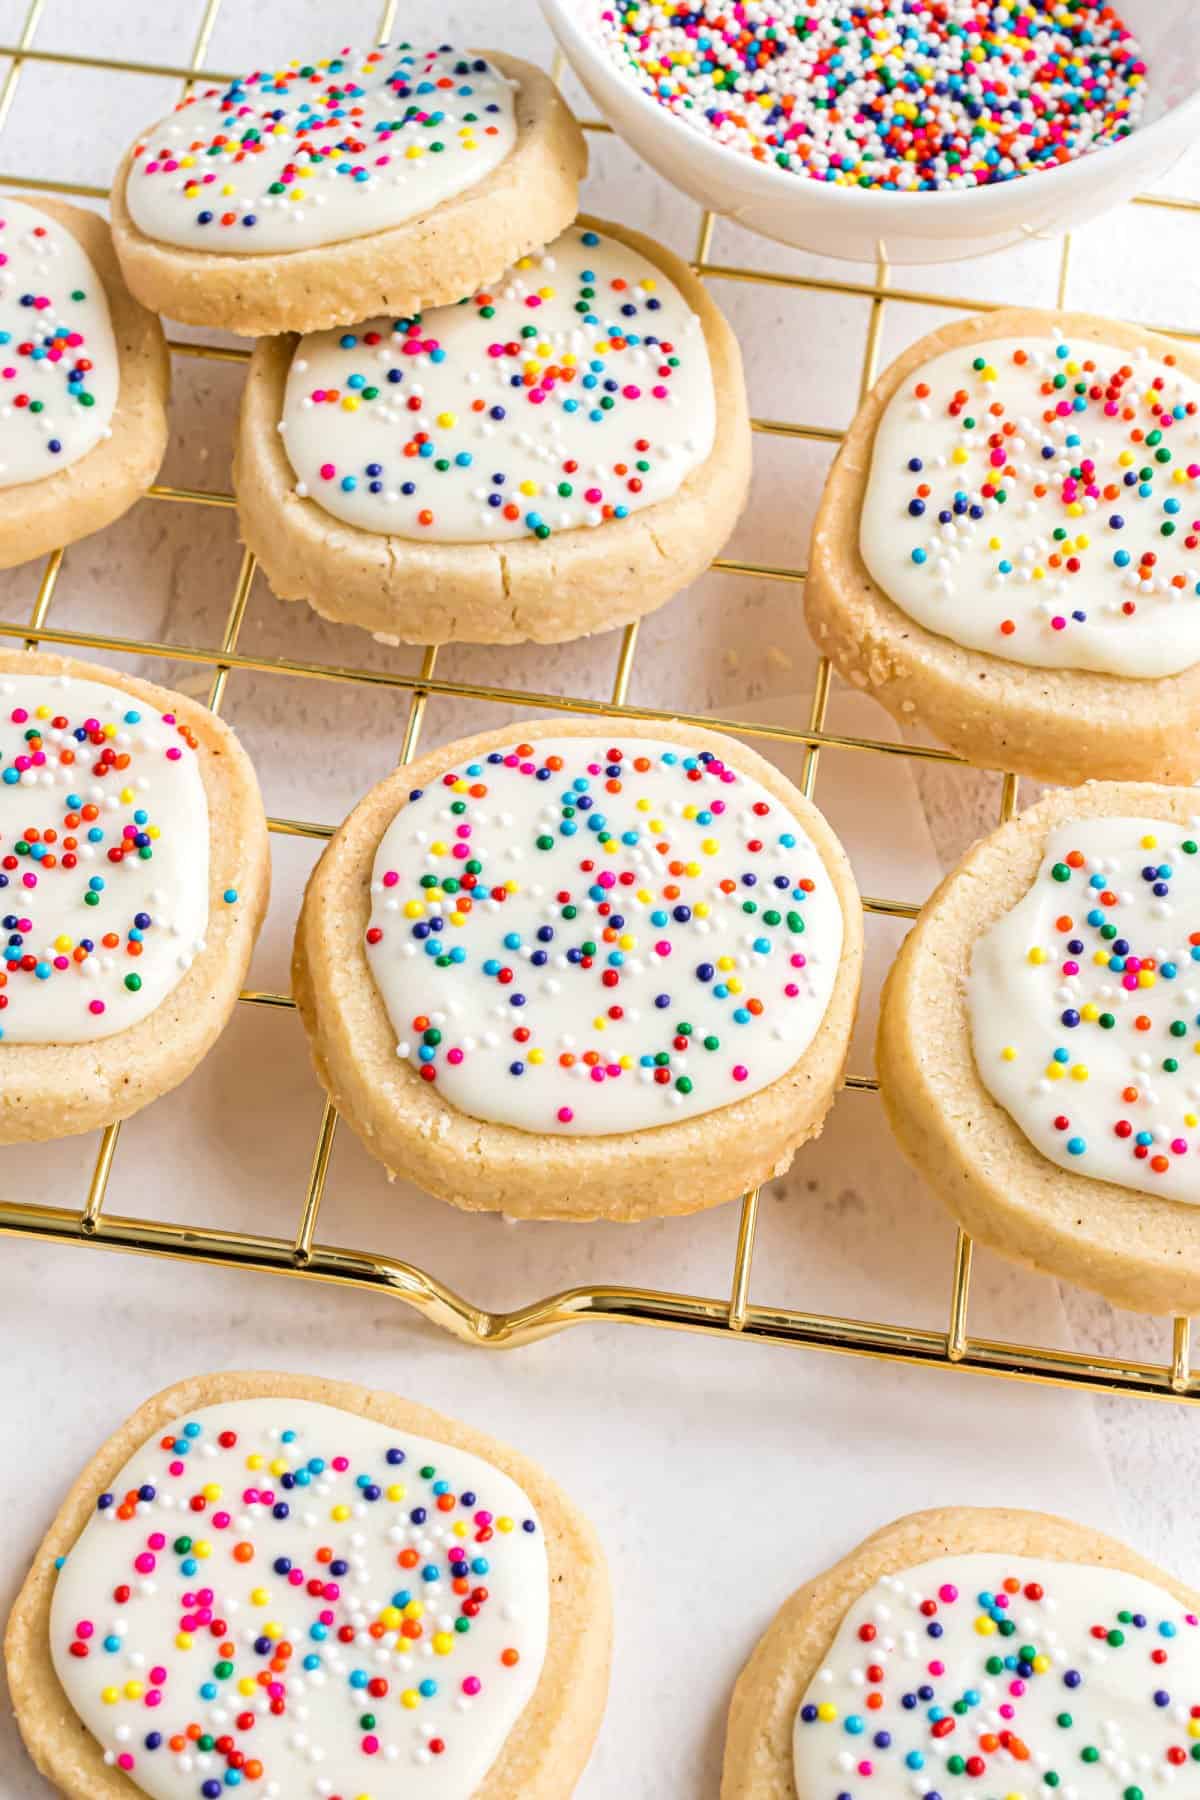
[238,1677,257,1696]
[717,955,735,972]
[519,479,539,497]
[449,911,466,928]
[975,1616,997,1635]
[702,838,719,855]
[175,1633,192,1651]
[619,1054,634,1070]
[405,145,424,159]
[1046,1064,1065,1081]
[403,900,425,920]
[1093,950,1109,966]
[202,1483,222,1502]
[402,1689,421,1709]
[817,1703,838,1722]
[124,1682,144,1701]
[515,256,534,269]
[269,1458,288,1477]
[1138,970,1156,988]
[451,779,469,793]
[437,411,457,429]
[251,1587,270,1606]
[619,933,635,950]
[1032,566,1045,581]
[694,902,710,919]
[1031,1654,1050,1674]
[264,1622,282,1641]
[593,1016,606,1031]
[1076,533,1089,549]
[381,1606,403,1630]
[1119,449,1135,467]
[951,447,969,465]
[529,1048,545,1065]
[1001,1046,1016,1062]
[433,1632,455,1656]
[1141,834,1158,848]
[101,1687,120,1706]
[685,861,701,878]
[341,395,359,411]
[452,1521,468,1538]
[1186,1113,1198,1128]
[498,1515,514,1533]
[331,1504,351,1522]
[193,1541,211,1560]
[1027,946,1047,964]
[988,536,1002,552]
[387,1484,406,1502]
[1071,1065,1088,1082]
[53,935,72,952]
[727,977,743,996]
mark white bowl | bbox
[541,0,1200,264]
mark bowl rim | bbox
[540,0,1200,215]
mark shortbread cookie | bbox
[110,45,587,337]
[294,718,862,1220]
[0,195,169,570]
[806,308,1200,784]
[234,216,751,645]
[721,1505,1200,1800]
[0,649,268,1142]
[5,1368,611,1800]
[878,779,1200,1314]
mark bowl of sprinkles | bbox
[541,0,1200,263]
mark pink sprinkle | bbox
[447,1047,464,1066]
[144,1690,162,1708]
[320,462,336,480]
[732,1065,748,1082]
[939,1583,958,1602]
[462,1676,482,1695]
[150,1667,167,1684]
[654,940,671,957]
[557,1106,573,1123]
[382,870,399,886]
[857,1763,873,1778]
[117,1755,135,1772]
[1172,1138,1188,1154]
[332,1456,349,1472]
[76,1621,94,1638]
[362,1735,379,1754]
[928,1659,945,1677]
[1050,616,1067,631]
[87,1000,105,1016]
[999,1702,1015,1719]
[165,746,182,761]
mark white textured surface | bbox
[0,4,1197,1797]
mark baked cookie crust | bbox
[805,308,1200,786]
[0,197,169,573]
[293,717,863,1221]
[878,779,1200,1314]
[234,215,751,646]
[109,55,587,338]
[0,649,269,1142]
[4,1368,611,1800]
[721,1505,1200,1800]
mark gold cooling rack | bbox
[1,0,1198,1403]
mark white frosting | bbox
[0,197,118,489]
[364,734,843,1134]
[279,223,715,544]
[792,1553,1200,1800]
[969,816,1200,1204]
[0,673,209,1043]
[49,1397,549,1800]
[124,46,517,255]
[859,334,1200,678]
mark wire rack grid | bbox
[0,0,1198,1406]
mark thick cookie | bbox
[878,780,1200,1314]
[293,717,862,1220]
[110,47,587,337]
[0,649,268,1141]
[0,195,168,571]
[722,1505,1200,1800]
[5,1369,611,1799]
[806,308,1200,784]
[235,215,751,645]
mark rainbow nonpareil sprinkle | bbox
[596,2,1147,190]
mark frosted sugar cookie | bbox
[0,650,268,1142]
[235,216,750,645]
[721,1505,1200,1800]
[293,717,861,1220]
[110,45,587,336]
[5,1369,611,1800]
[877,780,1200,1314]
[806,308,1200,784]
[0,195,168,570]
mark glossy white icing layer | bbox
[50,1396,549,1799]
[970,815,1200,1204]
[0,672,209,1043]
[125,45,517,254]
[793,1552,1200,1800]
[0,197,118,489]
[364,734,844,1134]
[280,223,715,544]
[860,334,1200,677]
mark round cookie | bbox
[721,1505,1200,1800]
[806,308,1200,785]
[0,649,269,1142]
[234,216,751,646]
[4,1368,611,1800]
[110,47,587,337]
[293,718,862,1221]
[878,780,1200,1315]
[0,195,169,571]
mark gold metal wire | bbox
[0,5,1197,1402]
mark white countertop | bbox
[0,3,1198,1795]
